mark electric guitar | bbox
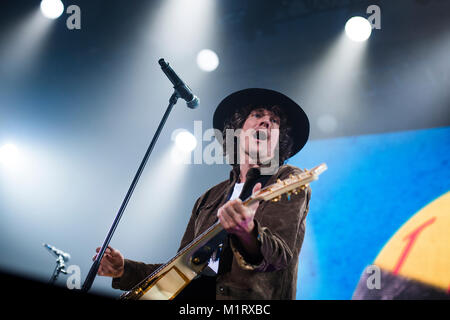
[120,163,327,300]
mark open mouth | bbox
[253,130,268,141]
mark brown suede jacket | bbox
[112,164,311,300]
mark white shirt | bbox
[207,182,244,274]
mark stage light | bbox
[0,143,20,168]
[197,49,219,72]
[174,130,197,153]
[345,17,372,42]
[40,0,64,20]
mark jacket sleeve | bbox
[111,196,204,291]
[230,166,311,272]
[111,259,162,291]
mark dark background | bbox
[0,0,449,298]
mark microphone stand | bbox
[81,91,180,293]
[49,255,68,285]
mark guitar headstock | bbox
[251,163,327,203]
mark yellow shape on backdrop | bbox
[375,191,450,292]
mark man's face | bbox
[238,108,280,165]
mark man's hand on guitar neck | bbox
[93,246,125,278]
[217,182,263,262]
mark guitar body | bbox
[120,223,225,300]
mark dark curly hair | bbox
[221,104,294,167]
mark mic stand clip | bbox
[49,255,68,285]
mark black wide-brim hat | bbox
[213,88,310,158]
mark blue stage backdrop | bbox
[290,126,450,300]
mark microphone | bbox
[43,243,71,262]
[158,58,200,109]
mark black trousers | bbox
[174,275,217,301]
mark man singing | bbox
[94,88,311,300]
